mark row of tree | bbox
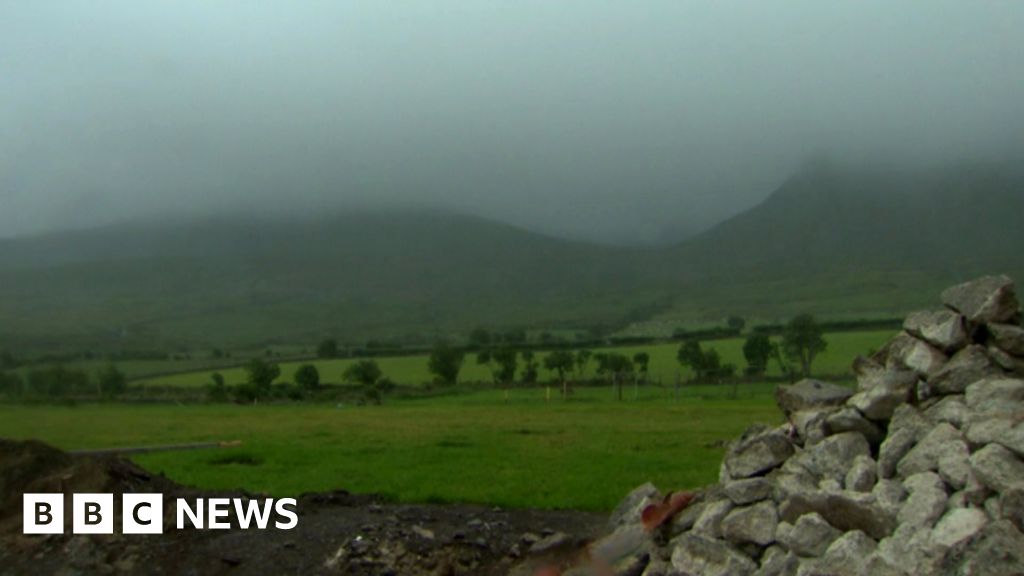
[207,358,398,404]
[428,313,827,391]
[0,365,127,398]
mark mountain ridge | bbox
[1,162,1022,349]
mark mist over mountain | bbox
[3,2,1023,244]
[1,161,1021,350]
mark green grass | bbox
[133,330,894,388]
[0,385,783,511]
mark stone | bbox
[965,377,1024,414]
[791,410,829,447]
[721,501,779,546]
[825,408,884,444]
[610,482,661,528]
[989,323,1024,356]
[932,507,989,548]
[725,426,795,479]
[898,472,948,529]
[640,558,671,576]
[529,532,571,554]
[853,355,885,382]
[904,309,968,352]
[888,404,931,437]
[878,427,917,480]
[725,478,774,506]
[775,379,853,416]
[930,345,1003,396]
[777,512,841,557]
[755,545,799,576]
[771,471,818,504]
[848,369,918,422]
[879,332,948,378]
[989,344,1024,374]
[1001,486,1024,531]
[872,479,908,517]
[845,454,877,492]
[779,490,896,540]
[589,523,647,567]
[786,432,870,484]
[873,523,943,576]
[941,274,1018,324]
[922,395,969,429]
[939,520,1024,576]
[670,534,757,576]
[970,443,1024,494]
[937,439,973,490]
[896,422,962,478]
[691,499,733,539]
[819,530,877,576]
[964,417,1024,456]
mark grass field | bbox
[0,384,784,511]
[133,330,894,388]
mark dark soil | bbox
[0,439,604,575]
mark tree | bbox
[676,341,728,382]
[504,329,527,345]
[207,372,228,402]
[783,314,827,377]
[343,360,382,387]
[366,377,397,405]
[632,352,650,381]
[676,340,705,375]
[492,347,518,385]
[742,333,775,376]
[27,366,90,397]
[428,343,465,386]
[520,350,539,384]
[0,371,23,398]
[596,352,633,401]
[727,316,746,333]
[343,360,390,404]
[544,351,576,398]
[295,364,321,390]
[245,358,280,398]
[96,364,127,397]
[317,338,339,359]
[469,327,492,348]
[575,349,593,381]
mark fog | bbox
[2,1,1022,243]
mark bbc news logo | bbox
[24,494,298,534]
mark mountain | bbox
[1,162,1022,350]
[0,211,664,350]
[646,161,1024,328]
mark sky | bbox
[2,1,1023,243]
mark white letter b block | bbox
[24,494,63,534]
[73,493,113,534]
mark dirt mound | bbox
[0,439,602,575]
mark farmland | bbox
[0,329,892,510]
[133,330,894,388]
[0,384,781,511]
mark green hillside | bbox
[0,211,665,350]
[1,163,1021,351]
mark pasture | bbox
[0,385,783,511]
[132,330,894,388]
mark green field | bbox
[133,330,894,388]
[0,384,783,511]
[1,330,888,510]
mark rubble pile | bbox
[605,275,1024,576]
